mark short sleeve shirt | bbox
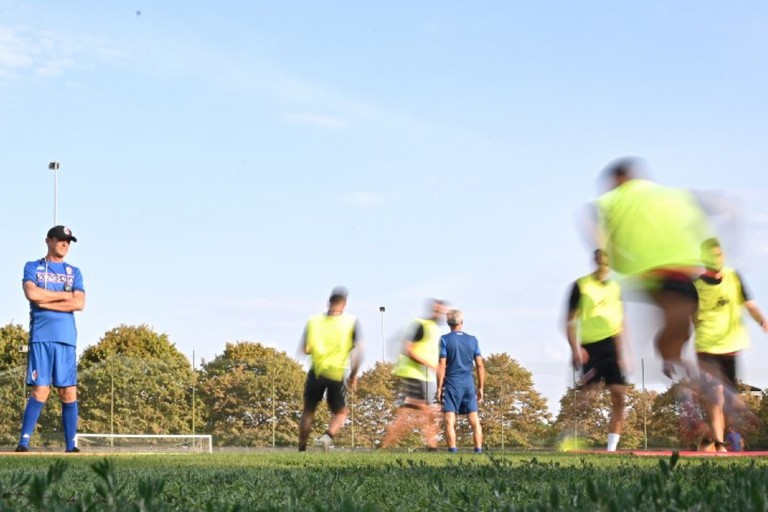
[439,331,481,388]
[24,259,84,346]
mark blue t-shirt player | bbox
[436,309,485,453]
[16,225,86,453]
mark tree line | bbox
[1,323,767,449]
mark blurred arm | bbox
[436,357,446,401]
[744,301,768,333]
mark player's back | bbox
[441,331,479,386]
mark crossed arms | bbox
[24,281,86,312]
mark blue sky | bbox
[2,1,768,411]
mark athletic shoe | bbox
[65,447,81,453]
[14,445,29,453]
[697,439,716,453]
[315,434,332,452]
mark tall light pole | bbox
[48,161,60,224]
[379,306,386,362]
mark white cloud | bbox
[0,26,34,72]
[347,191,381,207]
[282,112,349,129]
[0,25,121,82]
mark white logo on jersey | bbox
[36,272,74,287]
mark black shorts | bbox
[303,371,347,414]
[697,352,737,388]
[655,271,699,301]
[400,378,437,405]
[580,337,626,387]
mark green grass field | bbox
[2,450,768,511]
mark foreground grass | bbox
[1,451,768,510]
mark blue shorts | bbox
[442,384,478,414]
[27,342,77,387]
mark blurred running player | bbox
[694,238,768,451]
[594,158,712,376]
[381,299,447,450]
[298,287,363,452]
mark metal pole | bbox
[572,369,578,446]
[19,345,28,411]
[501,379,505,451]
[351,391,355,449]
[192,350,196,436]
[271,375,276,448]
[110,364,115,447]
[49,162,60,224]
[642,358,647,450]
[379,306,385,362]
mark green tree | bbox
[199,342,305,447]
[0,323,30,444]
[77,324,199,436]
[481,353,552,448]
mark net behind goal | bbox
[74,434,213,454]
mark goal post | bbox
[74,434,213,453]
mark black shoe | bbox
[65,447,81,453]
[14,445,29,453]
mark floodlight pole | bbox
[49,162,60,224]
[379,306,386,362]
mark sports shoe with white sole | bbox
[315,433,332,452]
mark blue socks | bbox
[18,397,44,447]
[448,447,458,453]
[62,401,79,451]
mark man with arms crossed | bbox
[565,249,626,451]
[298,287,362,452]
[694,238,768,452]
[17,225,85,453]
[436,309,484,453]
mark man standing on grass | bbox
[298,287,363,452]
[17,225,86,453]
[565,249,626,451]
[436,309,484,453]
[694,238,768,452]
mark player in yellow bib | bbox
[595,158,713,377]
[381,299,447,450]
[565,249,627,451]
[694,238,768,452]
[298,287,363,452]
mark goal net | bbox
[74,434,213,454]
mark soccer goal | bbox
[74,434,213,454]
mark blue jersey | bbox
[24,259,84,346]
[439,331,481,387]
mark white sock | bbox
[607,433,620,452]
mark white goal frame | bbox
[74,434,213,453]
